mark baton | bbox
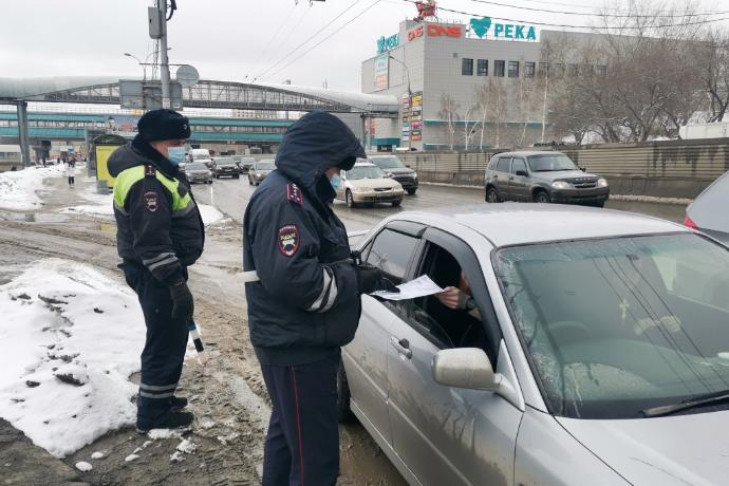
[188,321,205,353]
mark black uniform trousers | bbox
[120,261,189,429]
[260,354,340,486]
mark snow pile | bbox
[198,204,228,226]
[0,259,145,458]
[75,461,93,472]
[0,165,64,210]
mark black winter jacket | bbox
[109,135,205,285]
[243,112,366,365]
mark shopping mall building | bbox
[362,18,604,151]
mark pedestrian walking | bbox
[108,109,205,433]
[65,161,75,187]
[243,111,398,486]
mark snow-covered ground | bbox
[0,259,145,458]
[0,165,65,210]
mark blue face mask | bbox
[167,146,186,166]
[329,173,341,191]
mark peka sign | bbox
[470,17,537,41]
[377,33,400,54]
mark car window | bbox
[409,243,489,350]
[496,157,511,173]
[187,163,207,170]
[511,158,527,174]
[346,166,386,180]
[527,153,577,172]
[366,229,419,283]
[370,156,405,169]
[495,233,729,419]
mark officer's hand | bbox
[169,281,194,322]
[356,264,400,295]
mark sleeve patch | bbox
[278,224,300,257]
[287,183,303,206]
[144,191,159,212]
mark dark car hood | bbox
[275,111,365,203]
[532,169,598,182]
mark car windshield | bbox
[346,166,386,180]
[527,154,578,172]
[241,157,256,164]
[495,233,729,419]
[187,163,208,170]
[371,156,405,169]
[215,158,235,165]
[255,162,275,170]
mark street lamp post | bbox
[388,54,412,151]
[123,52,148,81]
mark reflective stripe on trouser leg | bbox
[133,268,189,428]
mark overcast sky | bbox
[1,0,726,92]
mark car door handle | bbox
[390,336,412,359]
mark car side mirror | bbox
[580,167,586,172]
[432,348,497,390]
[516,170,528,177]
[406,164,411,168]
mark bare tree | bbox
[438,93,459,149]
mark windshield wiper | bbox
[642,389,729,417]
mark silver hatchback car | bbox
[340,204,729,485]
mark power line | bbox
[262,0,385,83]
[400,0,729,31]
[468,0,729,19]
[246,2,301,80]
[252,0,365,82]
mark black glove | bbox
[169,281,194,322]
[356,264,400,295]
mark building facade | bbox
[362,19,604,151]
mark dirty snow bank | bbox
[0,165,65,210]
[0,259,145,458]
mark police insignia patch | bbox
[144,191,159,212]
[278,224,300,257]
[287,182,303,205]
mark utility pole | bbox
[389,54,412,151]
[158,1,171,109]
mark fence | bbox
[397,138,729,198]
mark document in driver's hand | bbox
[370,275,444,301]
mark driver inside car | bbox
[435,270,481,320]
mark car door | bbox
[494,157,513,200]
[386,227,522,486]
[509,157,530,201]
[343,222,424,451]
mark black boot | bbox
[136,410,194,434]
[171,395,188,411]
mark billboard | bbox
[374,54,389,91]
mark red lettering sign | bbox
[409,24,462,42]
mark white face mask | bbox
[167,146,186,165]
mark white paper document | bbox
[371,275,444,301]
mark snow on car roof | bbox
[395,204,687,247]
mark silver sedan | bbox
[340,204,729,485]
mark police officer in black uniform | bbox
[109,109,205,433]
[243,111,397,486]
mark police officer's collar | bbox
[131,134,180,180]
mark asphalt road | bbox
[192,176,688,232]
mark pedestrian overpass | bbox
[0,76,399,165]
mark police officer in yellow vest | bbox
[109,109,205,433]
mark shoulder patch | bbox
[287,182,303,206]
[278,224,300,257]
[144,191,159,212]
[145,165,156,177]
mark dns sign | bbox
[415,0,436,20]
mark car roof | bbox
[391,204,687,247]
[493,150,565,158]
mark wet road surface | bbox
[192,178,688,231]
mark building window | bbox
[477,59,488,76]
[595,64,607,77]
[538,62,548,77]
[462,58,474,76]
[494,60,505,77]
[508,61,520,78]
[568,63,579,77]
[525,62,536,78]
